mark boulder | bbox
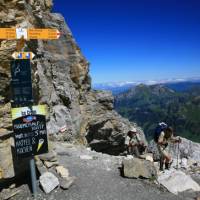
[122,157,157,179]
[39,172,59,194]
[35,158,48,175]
[157,169,200,195]
[145,155,154,162]
[38,151,57,162]
[55,166,69,179]
[60,176,76,190]
[44,161,59,168]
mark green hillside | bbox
[114,84,200,142]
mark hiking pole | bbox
[176,138,180,169]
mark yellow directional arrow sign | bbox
[28,29,61,40]
[0,28,60,40]
[12,52,35,60]
[0,28,16,39]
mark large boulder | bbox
[157,169,200,195]
[122,157,157,179]
[39,172,59,194]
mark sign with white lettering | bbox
[10,60,33,106]
[10,60,31,82]
[12,105,48,158]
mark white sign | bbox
[16,28,28,39]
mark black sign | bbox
[13,114,48,158]
[10,60,31,82]
[10,60,33,106]
[11,81,33,106]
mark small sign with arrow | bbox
[12,52,35,60]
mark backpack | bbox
[154,122,168,143]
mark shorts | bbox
[157,144,170,158]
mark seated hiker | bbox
[125,127,147,157]
[154,122,181,171]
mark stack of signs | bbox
[11,105,48,157]
[10,60,33,107]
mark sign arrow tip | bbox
[32,52,35,59]
[12,52,16,59]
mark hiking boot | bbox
[165,163,170,170]
[159,160,164,171]
[165,160,173,170]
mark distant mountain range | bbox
[114,82,200,142]
[93,77,200,95]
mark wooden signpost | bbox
[2,26,61,197]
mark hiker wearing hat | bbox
[156,124,181,171]
[125,127,146,157]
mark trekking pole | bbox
[176,138,180,169]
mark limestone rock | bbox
[38,151,57,162]
[157,169,200,195]
[0,139,14,178]
[60,176,76,190]
[122,157,157,179]
[55,165,69,179]
[145,155,154,162]
[39,172,59,194]
[44,160,59,168]
[35,159,48,175]
[80,155,93,160]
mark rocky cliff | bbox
[0,0,145,179]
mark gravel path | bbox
[53,143,183,200]
[4,142,197,200]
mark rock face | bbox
[0,0,145,178]
[122,157,157,179]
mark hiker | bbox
[125,127,147,157]
[155,122,181,171]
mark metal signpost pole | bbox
[29,106,37,198]
[30,157,37,198]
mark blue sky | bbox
[53,0,200,84]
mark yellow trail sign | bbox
[0,28,16,39]
[0,28,61,40]
[28,29,60,40]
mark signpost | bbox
[0,28,60,40]
[4,26,61,197]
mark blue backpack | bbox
[154,122,168,143]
